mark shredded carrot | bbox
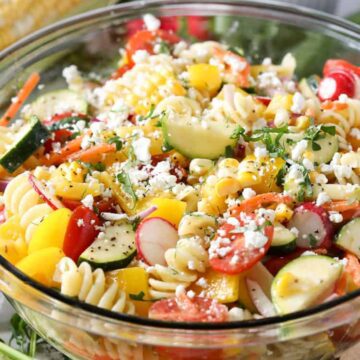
[345,253,360,287]
[321,101,348,111]
[68,143,116,163]
[231,193,293,216]
[0,72,40,126]
[322,200,360,213]
[42,135,84,166]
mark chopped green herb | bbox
[304,125,336,152]
[308,234,318,247]
[157,40,171,54]
[129,291,146,301]
[225,145,234,158]
[276,165,287,187]
[117,171,137,208]
[108,136,123,151]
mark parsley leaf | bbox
[137,104,164,123]
[157,40,171,54]
[276,165,287,187]
[308,234,318,247]
[129,291,146,301]
[296,165,313,202]
[117,171,137,209]
[303,124,336,152]
[108,136,123,151]
[225,145,235,158]
[230,125,246,140]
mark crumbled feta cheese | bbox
[242,188,256,200]
[290,227,299,237]
[175,285,186,297]
[301,250,317,256]
[257,71,282,90]
[329,211,343,223]
[350,128,360,140]
[302,158,314,171]
[62,65,83,91]
[143,14,160,31]
[244,230,268,249]
[81,194,94,209]
[132,137,151,163]
[196,277,208,288]
[291,92,305,113]
[132,49,150,64]
[315,174,328,184]
[51,142,61,153]
[291,139,308,161]
[187,290,195,299]
[77,219,84,227]
[274,109,289,128]
[252,118,267,131]
[227,217,240,226]
[338,94,349,103]
[257,208,275,223]
[262,57,272,66]
[254,146,268,159]
[316,191,331,206]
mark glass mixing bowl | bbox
[0,1,360,359]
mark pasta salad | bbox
[0,14,360,323]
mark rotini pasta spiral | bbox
[148,236,208,298]
[3,172,53,242]
[54,257,135,314]
[316,98,360,150]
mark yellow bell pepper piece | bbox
[264,94,293,118]
[28,208,72,254]
[114,267,151,316]
[147,198,187,227]
[58,162,87,183]
[0,216,27,264]
[275,203,294,223]
[237,155,285,193]
[16,247,65,287]
[188,64,222,96]
[54,179,101,201]
[192,269,240,303]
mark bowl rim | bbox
[0,0,360,331]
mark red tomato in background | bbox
[209,222,273,275]
[188,16,210,40]
[149,295,228,322]
[63,205,100,262]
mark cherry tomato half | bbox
[318,71,355,101]
[44,129,73,153]
[63,205,100,262]
[209,222,273,275]
[149,295,228,322]
[323,59,360,78]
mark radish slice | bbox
[136,217,179,266]
[287,202,333,249]
[0,179,9,192]
[246,278,276,317]
[28,173,64,210]
[318,70,355,101]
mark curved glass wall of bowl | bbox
[0,1,359,359]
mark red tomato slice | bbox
[63,205,100,262]
[44,129,73,153]
[323,59,360,77]
[62,199,82,210]
[110,63,134,79]
[149,295,228,322]
[210,222,273,275]
[126,29,181,65]
[318,71,355,101]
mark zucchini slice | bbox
[0,116,50,173]
[79,222,136,271]
[162,115,237,159]
[336,218,360,258]
[23,89,88,121]
[270,224,297,254]
[271,255,342,314]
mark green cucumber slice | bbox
[336,218,360,258]
[271,255,342,315]
[23,89,88,121]
[79,222,136,271]
[0,116,50,173]
[162,115,237,159]
[310,134,338,165]
[270,224,297,254]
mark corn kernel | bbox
[295,116,311,131]
[303,150,315,162]
[218,158,240,169]
[215,177,241,197]
[275,203,294,222]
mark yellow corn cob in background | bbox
[0,0,117,50]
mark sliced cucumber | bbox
[270,224,297,254]
[298,75,320,99]
[23,89,88,121]
[79,222,136,271]
[310,134,338,165]
[162,115,237,159]
[271,255,342,315]
[313,184,360,202]
[0,116,50,173]
[336,218,360,258]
